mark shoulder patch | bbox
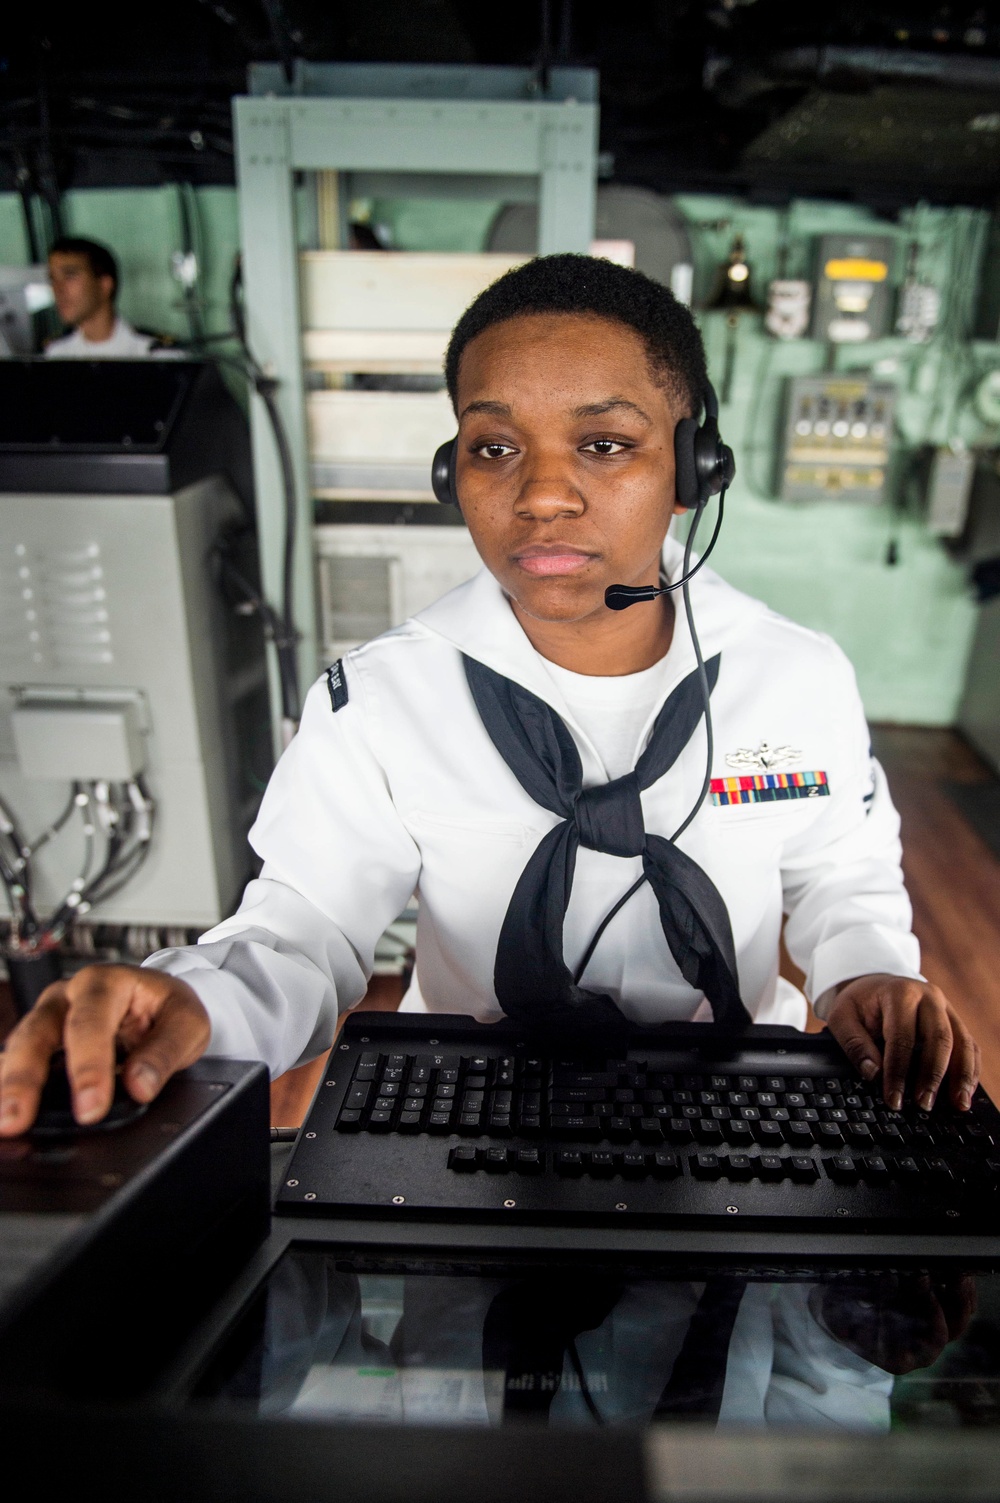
[326,659,348,712]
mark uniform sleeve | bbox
[780,645,922,1017]
[143,663,421,1076]
[764,1285,894,1430]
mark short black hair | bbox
[445,253,707,417]
[48,237,119,299]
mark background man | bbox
[45,236,160,358]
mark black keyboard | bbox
[276,1015,1000,1237]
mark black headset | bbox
[430,380,735,511]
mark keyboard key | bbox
[516,1148,544,1174]
[666,1119,694,1144]
[862,1155,890,1181]
[491,1091,513,1111]
[926,1157,954,1180]
[336,1110,362,1132]
[691,1151,723,1179]
[792,1079,814,1094]
[556,1150,585,1176]
[433,1083,456,1099]
[519,1114,542,1133]
[725,1120,755,1147]
[789,1156,819,1182]
[727,1092,749,1107]
[374,1096,397,1112]
[757,1154,786,1179]
[608,1117,635,1142]
[895,1156,921,1179]
[488,1115,513,1136]
[710,1075,729,1090]
[652,1151,681,1179]
[458,1114,483,1135]
[826,1154,860,1183]
[618,1151,646,1178]
[784,1122,814,1147]
[845,1122,873,1145]
[448,1146,478,1173]
[816,1123,844,1147]
[784,1094,806,1108]
[553,1070,616,1087]
[409,1065,433,1085]
[398,1112,423,1132]
[726,1153,754,1180]
[754,1121,784,1146]
[485,1147,510,1172]
[589,1151,616,1177]
[431,1099,455,1116]
[428,1112,453,1133]
[764,1077,786,1092]
[552,1087,606,1103]
[796,1108,820,1123]
[695,1120,725,1144]
[438,1068,460,1084]
[638,1117,665,1143]
[347,1084,371,1109]
[359,1051,380,1067]
[354,1063,377,1081]
[367,1111,393,1132]
[738,1076,758,1091]
[387,1053,407,1069]
[756,1092,777,1108]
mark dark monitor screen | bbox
[0,359,199,451]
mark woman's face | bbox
[453,311,688,628]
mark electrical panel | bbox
[811,235,894,344]
[779,376,896,504]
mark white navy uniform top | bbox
[45,317,158,358]
[146,536,922,1078]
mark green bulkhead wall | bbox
[0,186,988,727]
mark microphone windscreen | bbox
[605,584,660,610]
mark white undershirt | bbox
[542,655,672,780]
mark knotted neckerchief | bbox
[463,653,752,1042]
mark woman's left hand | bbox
[826,974,980,1112]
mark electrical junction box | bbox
[12,695,146,782]
[780,375,896,504]
[811,234,894,343]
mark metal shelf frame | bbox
[232,65,599,744]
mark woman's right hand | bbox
[0,963,211,1136]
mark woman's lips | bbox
[513,547,595,577]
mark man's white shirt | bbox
[44,317,158,358]
[146,536,922,1077]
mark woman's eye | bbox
[583,439,627,456]
[476,443,517,459]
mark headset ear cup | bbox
[431,438,458,505]
[673,417,699,509]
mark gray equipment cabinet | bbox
[0,360,269,929]
[234,64,599,740]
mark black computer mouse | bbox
[30,1050,149,1137]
